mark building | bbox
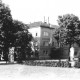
[28,21,59,59]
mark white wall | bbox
[28,27,41,37]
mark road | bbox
[0,64,80,80]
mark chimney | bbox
[44,16,45,23]
[48,17,49,24]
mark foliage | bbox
[0,2,15,61]
[56,14,80,47]
[53,28,67,47]
[52,14,80,60]
[0,2,33,62]
[13,20,33,63]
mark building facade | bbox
[28,21,58,59]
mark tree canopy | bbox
[13,20,32,62]
[55,14,80,47]
[0,1,33,62]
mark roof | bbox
[27,21,42,28]
[27,21,59,29]
[50,24,59,29]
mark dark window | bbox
[43,50,45,54]
[36,33,37,36]
[45,51,48,54]
[43,50,48,55]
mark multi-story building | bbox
[28,21,58,59]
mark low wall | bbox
[25,60,70,67]
[25,60,80,68]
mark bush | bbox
[50,47,64,59]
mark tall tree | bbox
[56,14,80,60]
[57,14,80,47]
[0,2,33,62]
[13,20,32,63]
[0,2,15,62]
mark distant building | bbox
[28,21,59,59]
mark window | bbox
[43,50,48,55]
[43,50,45,54]
[44,32,49,36]
[45,51,48,54]
[36,33,37,36]
[43,41,49,46]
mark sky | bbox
[2,0,80,25]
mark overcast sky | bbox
[2,0,80,25]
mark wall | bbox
[28,27,41,58]
[39,27,54,59]
[28,27,41,38]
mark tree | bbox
[57,14,80,60]
[0,2,15,62]
[53,28,67,47]
[13,20,33,63]
[0,2,33,63]
[57,14,80,47]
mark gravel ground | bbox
[0,64,80,80]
